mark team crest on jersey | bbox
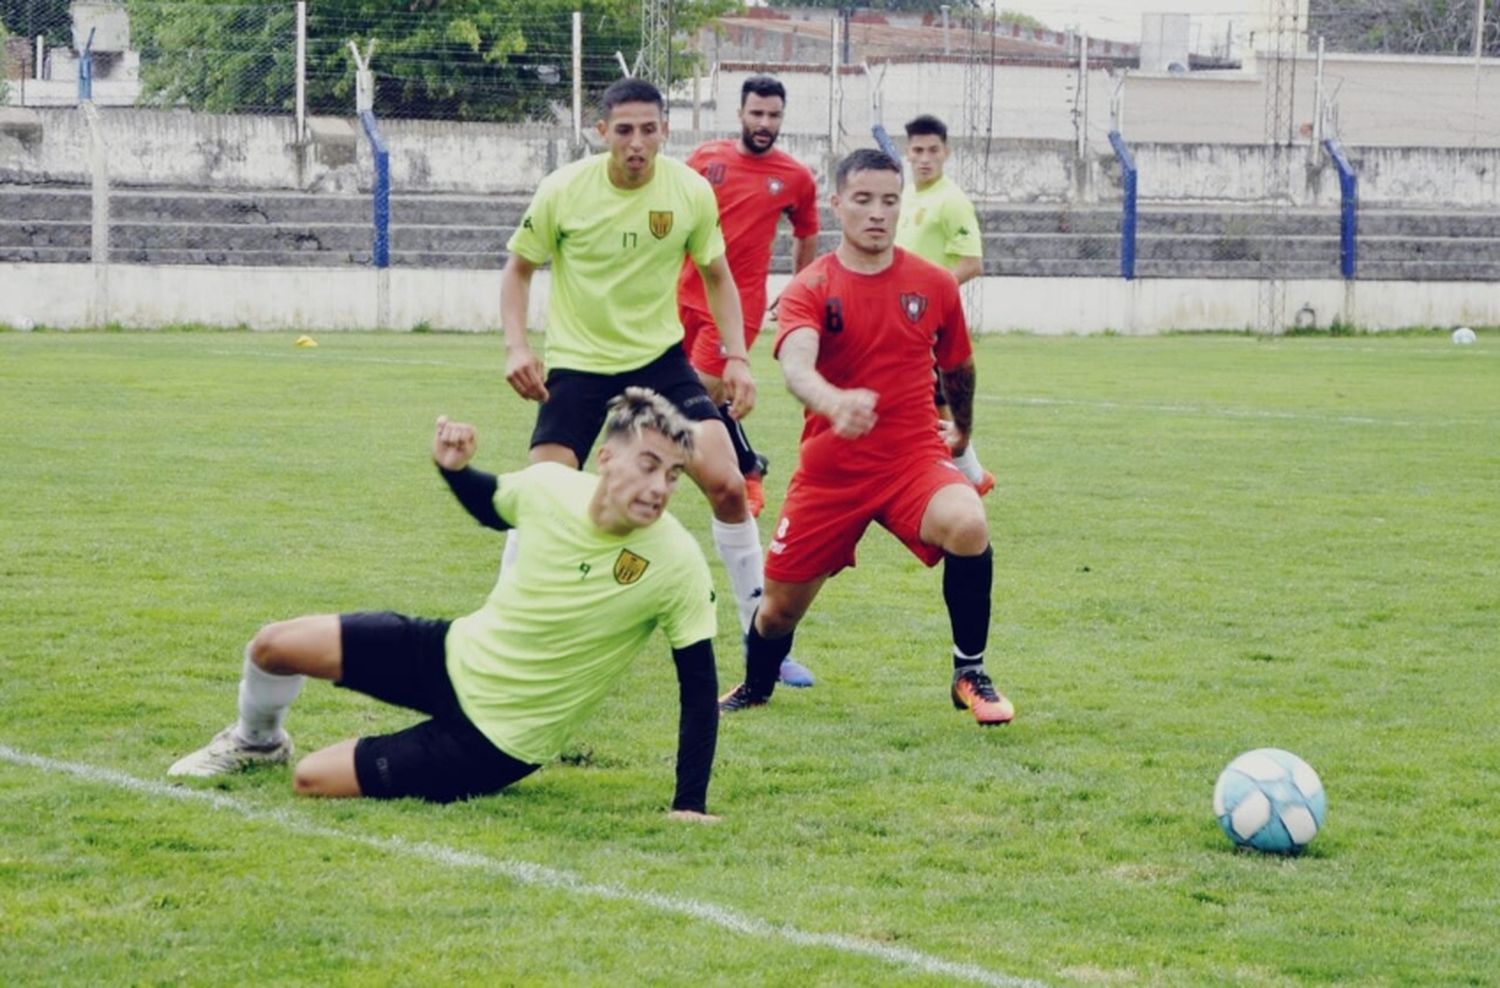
[613,549,650,584]
[766,177,784,195]
[649,211,674,239]
[900,292,928,323]
[705,163,728,186]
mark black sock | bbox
[745,620,792,697]
[719,402,763,477]
[943,547,992,672]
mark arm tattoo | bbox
[940,360,977,437]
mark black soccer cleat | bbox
[718,682,771,713]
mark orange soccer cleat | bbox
[744,471,766,518]
[950,668,1014,726]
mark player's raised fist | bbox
[432,416,478,470]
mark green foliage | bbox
[1,331,1497,984]
[0,20,9,104]
[0,0,71,46]
[126,0,736,121]
[1309,0,1500,56]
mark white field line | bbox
[0,743,1044,988]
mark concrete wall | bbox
[9,105,1500,207]
[7,263,1497,334]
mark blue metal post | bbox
[78,27,96,102]
[1324,138,1357,280]
[359,110,390,269]
[1108,130,1137,280]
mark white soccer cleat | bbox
[168,725,293,778]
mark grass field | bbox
[1,328,1496,986]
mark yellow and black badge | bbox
[613,549,650,585]
[649,210,674,240]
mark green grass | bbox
[1,329,1496,986]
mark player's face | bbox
[598,101,668,188]
[832,169,903,256]
[739,93,785,155]
[905,134,949,186]
[596,427,689,531]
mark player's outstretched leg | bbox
[168,616,334,777]
[695,421,816,688]
[719,620,790,712]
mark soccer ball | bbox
[1452,327,1477,345]
[1213,748,1326,854]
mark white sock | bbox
[234,649,304,745]
[954,445,986,484]
[711,517,764,633]
[500,529,521,572]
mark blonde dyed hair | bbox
[602,387,696,457]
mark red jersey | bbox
[774,249,972,473]
[677,139,819,328]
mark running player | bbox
[170,390,722,817]
[500,78,768,653]
[895,114,995,496]
[718,149,1014,727]
[678,75,820,519]
[678,74,821,688]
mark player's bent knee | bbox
[292,743,361,798]
[941,512,991,556]
[248,621,297,673]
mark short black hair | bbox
[834,148,902,191]
[740,75,786,106]
[601,77,664,117]
[904,114,948,142]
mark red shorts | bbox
[764,453,970,583]
[680,297,767,378]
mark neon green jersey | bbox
[506,154,727,373]
[894,174,983,272]
[445,463,717,765]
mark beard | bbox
[741,125,778,154]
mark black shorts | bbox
[337,611,540,804]
[530,345,720,465]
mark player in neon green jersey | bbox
[500,77,771,665]
[895,114,995,497]
[169,389,722,819]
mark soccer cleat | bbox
[744,472,766,518]
[168,725,293,778]
[778,656,816,688]
[718,682,770,713]
[950,669,1015,726]
[974,470,996,497]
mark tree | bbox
[0,0,72,47]
[126,0,735,122]
[1308,0,1498,57]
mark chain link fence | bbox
[5,1,1500,298]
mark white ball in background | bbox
[1451,327,1477,345]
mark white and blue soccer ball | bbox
[1213,748,1326,854]
[1451,327,1477,345]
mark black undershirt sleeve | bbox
[669,639,720,813]
[437,464,511,531]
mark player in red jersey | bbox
[678,75,821,689]
[717,149,1014,726]
[678,75,820,522]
